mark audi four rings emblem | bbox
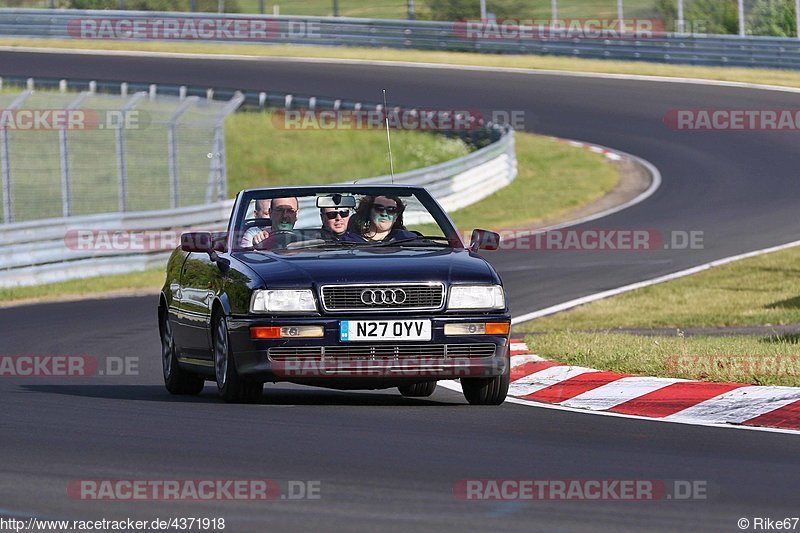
[360,288,407,305]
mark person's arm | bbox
[240,226,269,248]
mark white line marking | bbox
[437,380,800,435]
[510,353,545,367]
[508,365,598,397]
[561,376,686,411]
[665,387,800,424]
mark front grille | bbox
[268,343,496,360]
[320,283,444,312]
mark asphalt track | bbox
[1,50,800,531]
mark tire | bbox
[160,307,204,395]
[398,381,437,397]
[213,313,263,404]
[461,362,509,406]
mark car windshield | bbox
[231,187,461,252]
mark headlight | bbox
[447,285,505,310]
[250,289,317,313]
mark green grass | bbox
[519,245,800,386]
[226,110,469,190]
[522,246,800,331]
[416,133,619,235]
[233,0,412,18]
[527,331,800,387]
[0,268,165,304]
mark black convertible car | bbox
[159,185,511,404]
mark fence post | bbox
[59,92,90,218]
[738,0,745,36]
[167,97,200,209]
[206,92,244,203]
[0,90,32,224]
[796,0,799,38]
[677,0,685,33]
[116,92,146,213]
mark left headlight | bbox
[447,285,505,310]
[250,289,317,313]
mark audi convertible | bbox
[158,185,510,405]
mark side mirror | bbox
[211,231,228,252]
[181,232,212,253]
[469,229,500,252]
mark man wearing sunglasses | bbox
[319,206,353,239]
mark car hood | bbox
[232,247,499,288]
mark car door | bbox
[173,251,219,360]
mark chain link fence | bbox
[0,80,242,224]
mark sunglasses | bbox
[324,210,351,220]
[372,203,399,215]
[272,207,297,216]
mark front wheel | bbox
[461,365,509,406]
[398,381,437,397]
[160,307,204,395]
[213,314,263,403]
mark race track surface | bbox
[1,50,799,531]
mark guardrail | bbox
[2,8,800,69]
[0,76,516,288]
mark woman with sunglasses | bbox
[346,195,417,243]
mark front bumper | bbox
[227,314,511,384]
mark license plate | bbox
[340,320,432,342]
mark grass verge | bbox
[520,245,800,386]
[0,269,166,305]
[528,331,800,387]
[5,38,800,90]
[226,110,469,190]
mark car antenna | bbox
[382,89,395,184]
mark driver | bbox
[244,197,299,248]
[270,197,300,232]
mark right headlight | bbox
[447,285,505,310]
[250,289,317,313]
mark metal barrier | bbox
[2,8,800,69]
[0,76,517,288]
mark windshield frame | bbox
[227,185,465,253]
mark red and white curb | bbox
[553,138,624,161]
[445,339,800,433]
